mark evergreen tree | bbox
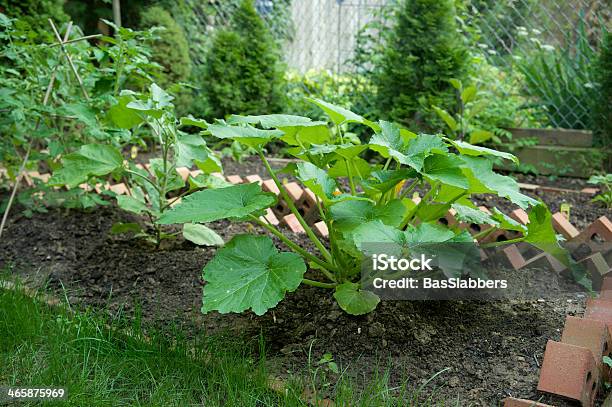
[373,0,468,130]
[203,0,285,118]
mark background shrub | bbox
[140,6,191,87]
[0,0,68,40]
[202,0,284,119]
[593,29,611,149]
[372,0,468,130]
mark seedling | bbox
[588,174,612,208]
[50,84,223,248]
[158,98,586,315]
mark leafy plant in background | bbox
[202,0,285,119]
[158,98,585,316]
[0,0,68,41]
[139,6,191,88]
[515,21,597,130]
[592,28,611,150]
[587,174,612,208]
[49,83,223,248]
[371,0,469,131]
[432,79,495,144]
[0,14,164,217]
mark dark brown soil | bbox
[0,201,596,406]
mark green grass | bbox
[0,282,457,406]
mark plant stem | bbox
[382,157,392,171]
[125,169,161,193]
[302,279,336,289]
[480,237,525,249]
[337,124,356,195]
[257,150,334,265]
[398,179,419,200]
[472,226,497,241]
[250,215,337,281]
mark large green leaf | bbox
[228,114,312,128]
[116,195,149,215]
[157,183,275,224]
[447,139,518,164]
[451,203,497,226]
[49,144,124,188]
[107,94,144,129]
[296,162,337,201]
[330,200,405,232]
[183,223,224,246]
[369,131,447,172]
[306,98,365,125]
[432,106,458,131]
[460,156,536,209]
[422,154,469,189]
[279,122,331,147]
[202,235,306,315]
[206,123,283,148]
[360,169,418,195]
[333,282,380,315]
[175,133,209,168]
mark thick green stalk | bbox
[257,150,334,265]
[302,279,336,289]
[481,237,525,249]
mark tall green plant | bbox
[157,99,586,316]
[372,0,468,130]
[202,0,284,119]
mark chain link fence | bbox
[283,0,610,130]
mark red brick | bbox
[282,214,305,234]
[561,316,611,374]
[503,398,553,407]
[517,182,540,192]
[95,183,110,193]
[572,217,612,249]
[600,276,612,300]
[170,197,182,207]
[260,208,279,226]
[176,167,191,182]
[510,209,530,225]
[190,169,203,178]
[226,175,243,185]
[584,298,612,340]
[210,172,224,180]
[284,182,304,203]
[581,187,599,195]
[552,212,580,240]
[313,221,329,238]
[579,253,611,291]
[109,183,128,195]
[537,340,598,406]
[262,179,280,195]
[523,252,567,273]
[503,245,527,270]
[302,188,320,223]
[245,174,263,185]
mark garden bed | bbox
[0,182,601,405]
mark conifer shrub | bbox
[202,0,285,119]
[372,0,468,130]
[140,6,192,87]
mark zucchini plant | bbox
[158,98,587,316]
[49,83,223,247]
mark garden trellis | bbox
[283,0,610,130]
